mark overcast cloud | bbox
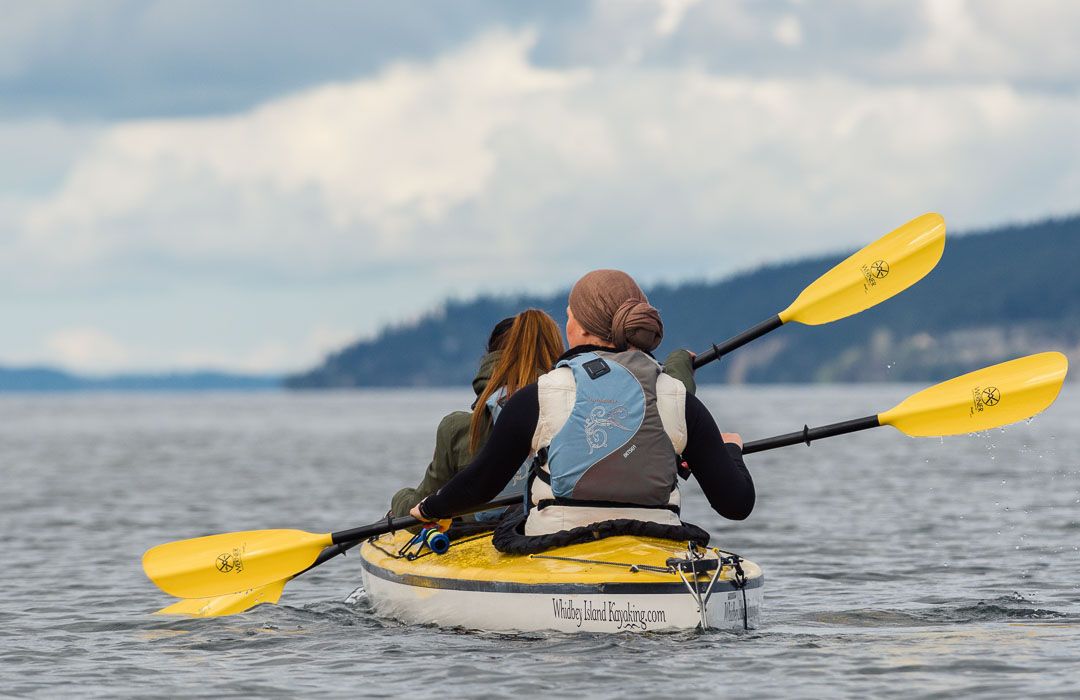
[2,0,1078,373]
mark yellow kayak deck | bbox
[359,530,763,592]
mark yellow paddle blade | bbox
[779,213,946,326]
[154,578,288,617]
[879,352,1068,437]
[143,528,332,599]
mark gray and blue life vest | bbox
[525,349,686,536]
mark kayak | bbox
[355,529,763,633]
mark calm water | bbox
[1,384,1078,698]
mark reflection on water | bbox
[1,384,1078,697]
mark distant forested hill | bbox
[286,215,1080,387]
[0,367,280,392]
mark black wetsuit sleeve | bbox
[682,393,755,520]
[421,384,539,519]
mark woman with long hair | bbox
[390,309,565,520]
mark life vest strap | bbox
[535,497,680,514]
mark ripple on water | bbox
[797,592,1071,629]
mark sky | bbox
[2,0,1079,375]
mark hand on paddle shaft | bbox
[691,213,946,369]
[407,501,451,532]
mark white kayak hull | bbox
[356,531,763,633]
[359,569,763,633]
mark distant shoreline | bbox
[0,366,282,392]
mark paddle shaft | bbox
[305,494,521,574]
[690,213,946,370]
[692,315,783,369]
[329,494,521,546]
[742,415,881,455]
[303,540,361,573]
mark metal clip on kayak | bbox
[668,545,725,630]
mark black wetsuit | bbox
[421,383,755,522]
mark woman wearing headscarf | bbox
[411,270,753,552]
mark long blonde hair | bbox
[469,309,565,453]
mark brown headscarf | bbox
[568,270,664,352]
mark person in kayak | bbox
[411,270,753,553]
[390,310,564,521]
[392,308,699,524]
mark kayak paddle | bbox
[694,213,946,368]
[144,494,521,601]
[742,352,1068,454]
[153,537,363,617]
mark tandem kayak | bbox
[354,529,763,633]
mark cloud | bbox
[44,328,131,371]
[772,15,803,48]
[169,325,356,374]
[7,33,595,287]
[540,0,1080,90]
[654,0,701,37]
[33,318,359,374]
[5,1,1077,122]
[3,4,1080,372]
[877,0,1080,86]
[0,0,585,119]
[7,30,1079,295]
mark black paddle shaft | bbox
[693,315,783,369]
[742,415,881,455]
[329,494,521,546]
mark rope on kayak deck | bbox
[528,554,674,575]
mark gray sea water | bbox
[1,384,1078,698]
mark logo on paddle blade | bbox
[970,386,1001,416]
[860,259,890,292]
[216,548,245,574]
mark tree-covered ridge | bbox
[289,214,1080,388]
[0,367,280,392]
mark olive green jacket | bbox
[391,350,501,518]
[389,348,696,518]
